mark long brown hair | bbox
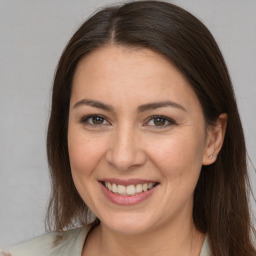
[46,1,256,255]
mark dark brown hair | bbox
[46,1,256,255]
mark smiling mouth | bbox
[101,181,159,196]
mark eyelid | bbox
[79,114,176,128]
[144,115,177,128]
[80,114,111,126]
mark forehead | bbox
[71,45,202,115]
[74,45,180,83]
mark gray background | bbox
[0,0,255,248]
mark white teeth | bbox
[142,183,147,192]
[126,185,136,195]
[112,183,118,193]
[136,184,143,193]
[117,185,126,195]
[104,182,156,196]
[106,182,111,190]
[148,183,154,189]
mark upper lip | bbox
[99,178,159,186]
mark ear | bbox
[203,113,228,165]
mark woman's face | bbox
[68,45,212,235]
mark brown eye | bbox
[80,115,110,126]
[91,116,105,125]
[153,117,166,126]
[145,115,176,128]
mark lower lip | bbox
[99,182,159,205]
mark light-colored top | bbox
[1,225,211,256]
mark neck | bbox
[84,217,205,256]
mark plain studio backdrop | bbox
[0,0,255,248]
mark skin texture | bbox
[68,45,227,256]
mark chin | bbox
[99,211,160,235]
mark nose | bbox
[105,126,146,171]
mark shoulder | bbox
[1,225,92,256]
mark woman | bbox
[2,1,255,255]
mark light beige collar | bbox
[200,235,211,256]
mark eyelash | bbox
[144,115,177,128]
[80,114,177,128]
[80,114,110,126]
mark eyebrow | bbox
[73,99,114,111]
[138,101,186,112]
[73,99,186,112]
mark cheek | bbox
[146,131,205,181]
[67,128,108,207]
[68,128,106,177]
